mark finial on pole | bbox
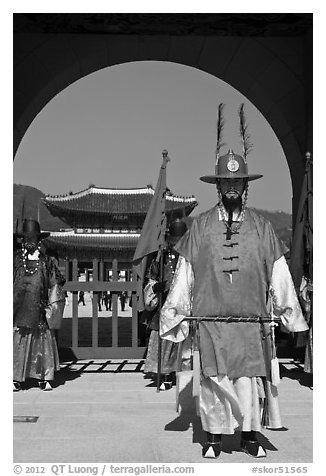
[162,149,170,166]
[162,149,170,160]
[305,151,312,170]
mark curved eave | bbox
[44,233,140,251]
[43,198,198,215]
[44,186,155,201]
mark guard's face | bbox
[217,178,247,200]
[24,236,39,254]
[166,235,180,249]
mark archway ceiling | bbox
[13,14,312,218]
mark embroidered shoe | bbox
[13,382,21,392]
[202,442,222,459]
[159,381,173,391]
[240,439,266,458]
[39,381,53,391]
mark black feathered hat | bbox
[200,103,263,184]
[200,149,263,183]
[16,219,50,240]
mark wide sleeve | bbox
[46,257,66,329]
[269,255,308,332]
[174,215,202,267]
[143,279,159,311]
[260,217,289,283]
[160,255,194,342]
[50,259,66,287]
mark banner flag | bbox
[132,150,170,311]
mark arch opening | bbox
[14,60,293,218]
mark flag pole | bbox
[304,152,313,372]
[157,242,164,392]
[157,149,170,392]
[37,198,41,225]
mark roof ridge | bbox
[44,186,156,201]
[44,186,197,203]
[50,232,141,237]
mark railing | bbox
[62,258,146,359]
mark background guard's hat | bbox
[168,217,187,237]
[166,217,188,244]
[15,219,50,239]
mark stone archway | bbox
[13,13,312,221]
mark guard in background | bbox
[13,219,66,391]
[143,218,187,390]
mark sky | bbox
[13,60,293,215]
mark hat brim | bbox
[200,174,263,184]
[15,231,51,239]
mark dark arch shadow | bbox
[13,13,312,227]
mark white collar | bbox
[217,207,241,221]
[27,250,40,260]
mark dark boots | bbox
[13,381,21,392]
[202,431,267,459]
[159,373,175,391]
[202,433,222,458]
[240,431,266,458]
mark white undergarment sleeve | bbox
[160,256,193,342]
[270,256,308,332]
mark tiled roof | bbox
[43,186,197,214]
[45,232,140,250]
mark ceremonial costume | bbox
[143,219,187,389]
[13,220,66,390]
[159,104,308,458]
[143,249,180,375]
[160,207,307,433]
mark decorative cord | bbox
[21,243,41,275]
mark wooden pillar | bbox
[72,258,78,348]
[99,260,104,281]
[104,263,109,281]
[65,258,70,281]
[112,259,118,347]
[92,258,99,349]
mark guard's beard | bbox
[24,242,38,254]
[221,194,243,214]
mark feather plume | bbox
[215,103,225,164]
[238,103,253,161]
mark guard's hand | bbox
[153,282,166,293]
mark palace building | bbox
[43,185,198,280]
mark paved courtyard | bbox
[13,358,312,464]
